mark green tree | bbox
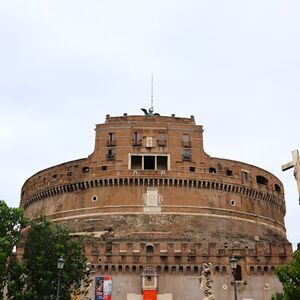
[272,249,300,300]
[0,200,28,299]
[6,216,86,300]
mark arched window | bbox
[256,175,268,185]
[146,244,154,254]
[234,265,242,281]
[275,184,281,193]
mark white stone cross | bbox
[282,149,300,204]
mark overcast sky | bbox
[0,1,299,249]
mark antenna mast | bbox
[150,74,154,113]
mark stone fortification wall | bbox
[18,114,291,299]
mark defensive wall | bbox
[19,113,292,299]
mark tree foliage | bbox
[0,200,28,298]
[272,249,300,300]
[6,216,87,300]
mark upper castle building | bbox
[20,111,292,300]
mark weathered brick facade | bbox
[20,114,292,299]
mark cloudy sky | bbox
[0,1,299,248]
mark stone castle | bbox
[19,112,293,299]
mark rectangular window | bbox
[131,155,142,169]
[157,133,166,146]
[133,132,142,146]
[107,147,115,160]
[241,170,249,180]
[107,132,116,146]
[182,134,191,147]
[129,154,169,171]
[189,166,195,172]
[182,149,192,160]
[157,156,168,170]
[144,156,155,170]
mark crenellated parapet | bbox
[79,239,293,277]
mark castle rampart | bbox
[19,114,292,299]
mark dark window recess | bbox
[107,147,115,160]
[190,166,195,172]
[157,133,166,146]
[131,156,142,169]
[146,245,154,254]
[130,155,168,170]
[132,132,142,145]
[234,265,242,281]
[52,174,57,179]
[182,134,191,147]
[67,171,72,176]
[107,132,116,146]
[241,171,249,180]
[182,149,192,161]
[101,166,107,171]
[275,184,281,193]
[82,167,89,173]
[209,167,216,174]
[256,175,268,185]
[144,156,155,170]
[157,156,168,170]
[226,169,233,176]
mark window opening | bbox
[226,169,233,176]
[130,154,168,171]
[157,156,168,170]
[182,134,191,147]
[157,132,166,146]
[67,171,72,176]
[107,132,116,146]
[190,166,195,172]
[133,132,142,146]
[144,156,155,170]
[107,147,115,160]
[146,245,154,253]
[241,171,249,180]
[82,167,89,173]
[101,166,107,171]
[209,167,216,174]
[256,175,268,185]
[131,156,142,169]
[275,184,281,193]
[234,265,242,281]
[183,149,192,161]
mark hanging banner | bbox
[95,276,112,300]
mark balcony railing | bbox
[157,139,167,147]
[132,139,142,146]
[182,140,191,148]
[106,140,116,146]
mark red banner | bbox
[143,289,157,300]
